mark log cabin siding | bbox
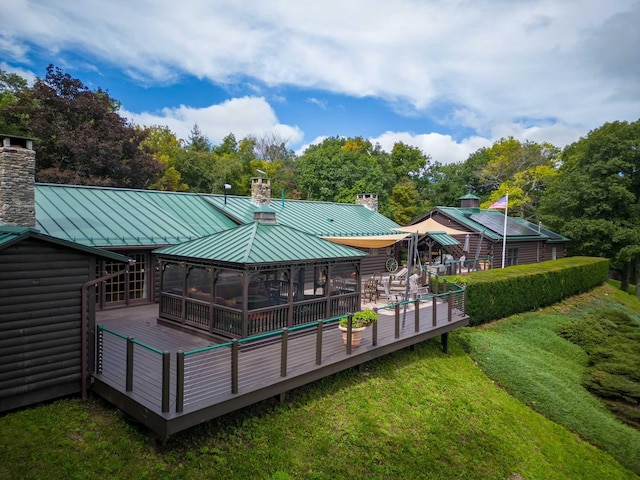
[0,238,94,413]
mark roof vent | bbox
[253,205,277,225]
[459,193,479,209]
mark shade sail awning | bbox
[395,217,468,236]
[321,233,410,248]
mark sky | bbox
[2,0,639,164]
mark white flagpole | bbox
[501,193,508,268]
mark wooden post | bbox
[448,284,453,322]
[414,299,420,332]
[316,321,323,365]
[281,328,288,377]
[346,314,353,355]
[176,351,184,413]
[162,351,170,413]
[394,304,400,338]
[441,332,449,353]
[372,318,378,346]
[126,337,134,392]
[231,340,239,394]
[432,295,437,327]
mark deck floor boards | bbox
[94,299,468,437]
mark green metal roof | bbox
[155,221,367,265]
[458,193,479,200]
[426,232,461,246]
[35,184,237,247]
[0,226,130,262]
[203,196,401,236]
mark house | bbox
[402,194,568,270]
[33,180,407,311]
[1,134,469,434]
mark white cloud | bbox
[371,131,492,165]
[0,61,36,85]
[306,97,327,110]
[122,96,303,146]
[2,0,638,155]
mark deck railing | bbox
[158,291,361,337]
[97,275,465,416]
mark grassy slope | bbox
[0,284,637,479]
[459,283,640,476]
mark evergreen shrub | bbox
[448,256,609,326]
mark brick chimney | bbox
[0,135,36,227]
[356,193,378,212]
[251,177,271,206]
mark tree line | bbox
[1,66,638,289]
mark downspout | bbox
[80,262,132,400]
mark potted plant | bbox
[338,309,379,347]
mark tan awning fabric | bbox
[395,217,468,236]
[321,233,410,248]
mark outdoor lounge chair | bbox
[409,273,429,299]
[389,267,408,287]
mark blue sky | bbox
[2,0,639,163]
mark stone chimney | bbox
[459,193,479,209]
[251,177,271,206]
[0,135,36,227]
[356,193,378,212]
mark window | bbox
[506,248,519,267]
[128,253,148,301]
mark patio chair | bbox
[389,267,408,287]
[362,277,378,303]
[409,273,429,299]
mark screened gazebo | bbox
[155,208,367,339]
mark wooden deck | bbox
[92,294,468,438]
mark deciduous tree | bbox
[538,120,640,289]
[8,65,162,188]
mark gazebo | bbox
[155,207,367,339]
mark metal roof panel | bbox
[155,222,367,264]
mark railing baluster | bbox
[414,299,420,332]
[231,340,239,394]
[281,328,288,377]
[162,351,170,413]
[395,304,400,338]
[432,295,437,326]
[126,337,134,392]
[316,321,323,365]
[176,351,184,413]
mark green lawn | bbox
[1,285,637,479]
[459,283,640,476]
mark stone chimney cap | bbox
[1,134,34,150]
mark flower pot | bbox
[338,325,367,347]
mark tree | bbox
[538,120,640,291]
[7,65,162,188]
[0,70,28,135]
[479,137,559,192]
[142,126,188,191]
[186,124,210,152]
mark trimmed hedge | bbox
[448,256,610,326]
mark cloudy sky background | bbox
[2,0,639,163]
